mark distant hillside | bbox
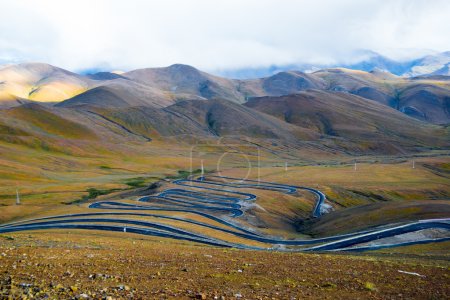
[245,90,449,152]
[0,96,448,158]
[429,63,450,76]
[311,68,450,124]
[0,63,92,105]
[123,64,245,103]
[57,79,180,108]
[84,99,317,141]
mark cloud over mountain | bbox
[1,0,449,73]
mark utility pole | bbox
[412,160,415,169]
[285,162,288,171]
[354,162,357,171]
[16,188,21,205]
[201,159,204,177]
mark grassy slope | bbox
[5,104,96,139]
[219,157,450,236]
[0,100,448,241]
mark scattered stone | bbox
[196,292,207,299]
[116,285,130,291]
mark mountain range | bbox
[0,61,449,158]
[217,50,450,79]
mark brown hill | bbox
[123,64,245,103]
[57,79,181,108]
[313,68,450,124]
[84,98,317,141]
[244,90,449,151]
[398,84,450,124]
[238,71,326,98]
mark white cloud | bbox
[0,0,449,72]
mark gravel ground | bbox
[0,231,449,299]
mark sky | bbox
[1,0,449,73]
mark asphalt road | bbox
[1,176,448,251]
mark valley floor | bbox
[0,153,449,299]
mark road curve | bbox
[0,176,448,252]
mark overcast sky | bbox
[1,0,449,72]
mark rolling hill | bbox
[312,68,450,124]
[1,62,450,124]
[123,64,245,103]
[0,63,92,106]
[57,79,179,108]
[244,90,449,152]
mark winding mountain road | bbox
[1,176,448,251]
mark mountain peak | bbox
[167,64,199,71]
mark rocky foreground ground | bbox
[0,231,449,299]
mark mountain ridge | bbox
[1,61,449,124]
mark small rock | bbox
[116,285,130,291]
[79,293,89,299]
[196,293,206,299]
